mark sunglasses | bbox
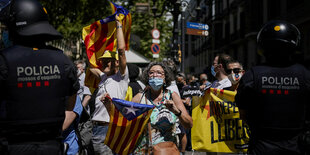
[226,68,242,74]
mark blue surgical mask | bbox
[2,30,12,48]
[211,66,217,77]
[148,77,164,91]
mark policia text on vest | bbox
[17,65,61,82]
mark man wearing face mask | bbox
[226,60,245,91]
[210,54,233,90]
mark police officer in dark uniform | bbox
[0,0,79,154]
[235,20,310,154]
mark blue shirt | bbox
[63,95,83,155]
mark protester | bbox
[126,63,144,99]
[131,62,193,154]
[187,74,199,88]
[199,73,211,90]
[236,20,310,154]
[63,96,83,155]
[163,60,187,153]
[210,54,233,89]
[226,60,245,91]
[75,60,92,108]
[163,59,181,96]
[88,14,128,155]
[199,73,208,85]
[0,0,79,154]
[176,72,193,152]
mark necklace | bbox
[148,90,165,108]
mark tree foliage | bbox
[39,0,173,60]
[128,0,173,60]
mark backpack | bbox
[75,89,99,155]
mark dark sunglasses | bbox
[226,68,242,74]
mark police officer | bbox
[0,0,79,154]
[235,20,310,154]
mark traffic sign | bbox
[153,54,159,58]
[152,39,160,44]
[151,29,160,39]
[151,43,160,54]
[186,22,209,30]
[186,28,209,36]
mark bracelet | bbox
[117,25,123,29]
[175,109,182,117]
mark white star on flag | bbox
[124,104,139,116]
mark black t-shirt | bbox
[129,81,142,98]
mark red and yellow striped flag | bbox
[104,98,154,155]
[82,2,131,89]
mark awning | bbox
[125,49,150,64]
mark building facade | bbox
[183,0,310,75]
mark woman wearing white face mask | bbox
[226,61,245,91]
[131,62,193,154]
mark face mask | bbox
[148,77,164,91]
[2,30,12,48]
[77,69,82,76]
[211,66,217,77]
[228,73,243,84]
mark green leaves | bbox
[40,0,173,60]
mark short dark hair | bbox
[163,59,177,77]
[227,60,243,69]
[141,62,173,88]
[218,53,234,69]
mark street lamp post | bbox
[180,0,201,72]
[150,0,201,70]
[151,0,181,64]
[171,0,181,64]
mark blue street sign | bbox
[186,22,209,30]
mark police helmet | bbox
[257,20,300,51]
[0,0,62,41]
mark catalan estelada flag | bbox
[104,98,154,154]
[82,2,131,89]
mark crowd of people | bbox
[0,0,310,155]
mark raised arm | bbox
[116,14,126,75]
[89,68,103,79]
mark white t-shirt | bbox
[77,72,91,100]
[92,67,129,122]
[211,77,232,90]
[167,80,180,97]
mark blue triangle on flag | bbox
[112,98,154,121]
